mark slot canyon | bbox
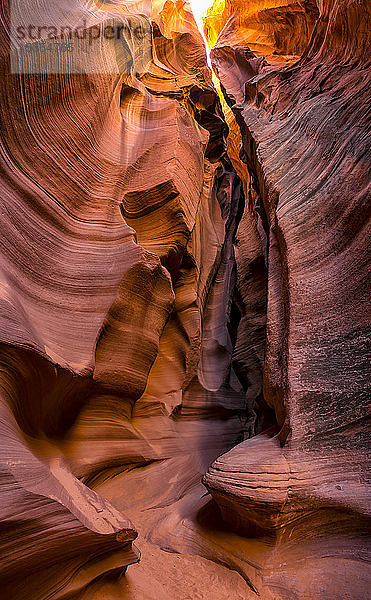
[0,0,369,598]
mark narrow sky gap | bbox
[188,0,214,66]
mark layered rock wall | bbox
[0,1,247,596]
[204,0,370,596]
[0,0,369,598]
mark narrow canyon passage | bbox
[0,1,369,599]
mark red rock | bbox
[0,0,369,598]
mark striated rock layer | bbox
[0,0,370,598]
[0,1,248,597]
[203,0,371,597]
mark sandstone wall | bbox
[204,0,370,596]
[0,0,369,598]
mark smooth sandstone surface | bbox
[0,0,369,598]
[204,0,370,597]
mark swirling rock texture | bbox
[0,0,369,599]
[203,0,371,598]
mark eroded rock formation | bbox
[203,0,370,597]
[0,0,369,598]
[0,1,247,597]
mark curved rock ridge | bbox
[202,0,370,597]
[0,1,252,597]
[205,0,319,59]
[0,345,139,600]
